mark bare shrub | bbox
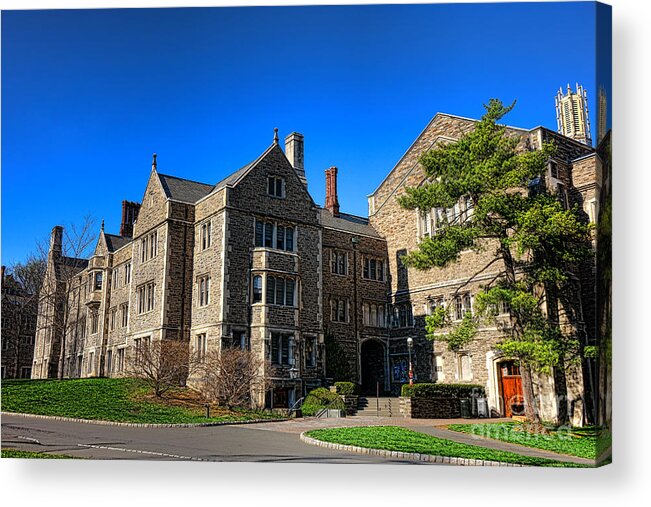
[126,339,195,397]
[197,348,273,410]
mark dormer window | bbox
[268,176,284,198]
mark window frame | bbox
[267,175,285,198]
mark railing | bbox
[286,397,304,418]
[315,398,343,419]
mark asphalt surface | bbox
[1,414,434,464]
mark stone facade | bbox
[1,267,38,379]
[367,113,605,426]
[32,112,606,425]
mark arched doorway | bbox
[360,339,386,395]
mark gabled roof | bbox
[157,173,215,204]
[319,208,381,238]
[104,234,131,253]
[213,160,256,192]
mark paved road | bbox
[1,414,433,464]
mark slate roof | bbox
[318,208,381,238]
[157,173,215,204]
[213,161,255,192]
[104,234,131,253]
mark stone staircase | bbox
[355,396,397,417]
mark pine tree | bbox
[397,99,594,425]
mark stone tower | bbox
[555,83,592,146]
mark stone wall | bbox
[399,396,461,419]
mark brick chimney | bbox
[285,132,307,187]
[325,166,340,217]
[120,200,141,238]
[50,225,63,258]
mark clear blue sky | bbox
[1,2,608,265]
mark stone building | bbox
[32,99,607,424]
[1,266,39,379]
[367,111,607,425]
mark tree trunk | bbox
[500,244,542,426]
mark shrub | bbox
[334,381,357,395]
[401,383,485,399]
[301,387,345,416]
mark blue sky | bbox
[1,2,608,265]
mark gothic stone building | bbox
[1,266,38,379]
[33,114,606,424]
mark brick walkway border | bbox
[1,411,288,428]
[299,431,524,467]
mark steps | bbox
[355,396,397,417]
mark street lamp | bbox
[407,337,414,386]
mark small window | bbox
[252,275,263,303]
[110,307,117,331]
[141,231,158,262]
[90,311,99,334]
[137,282,155,314]
[124,263,132,285]
[94,272,103,291]
[270,332,293,366]
[454,293,472,321]
[196,333,207,362]
[331,298,348,323]
[363,257,385,281]
[200,221,212,250]
[198,275,210,307]
[331,251,348,275]
[121,303,129,328]
[268,176,284,198]
[305,335,317,367]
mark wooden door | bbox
[499,361,524,417]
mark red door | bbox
[499,361,524,417]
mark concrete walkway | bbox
[394,426,595,465]
[244,416,595,465]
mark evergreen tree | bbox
[397,99,593,424]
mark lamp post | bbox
[407,337,414,386]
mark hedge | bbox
[401,383,485,398]
[301,387,346,416]
[334,382,357,395]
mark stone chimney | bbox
[285,132,307,187]
[50,225,63,258]
[120,200,141,238]
[325,166,340,217]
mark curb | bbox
[299,432,524,467]
[1,411,289,428]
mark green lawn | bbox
[1,378,279,424]
[447,422,604,459]
[2,448,79,459]
[305,426,587,467]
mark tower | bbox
[597,86,608,144]
[555,83,592,146]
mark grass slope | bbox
[1,378,277,424]
[1,449,80,459]
[447,422,601,459]
[306,426,587,467]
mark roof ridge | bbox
[157,172,214,188]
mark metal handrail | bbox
[287,396,304,418]
[315,398,343,418]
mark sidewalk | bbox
[416,426,595,465]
